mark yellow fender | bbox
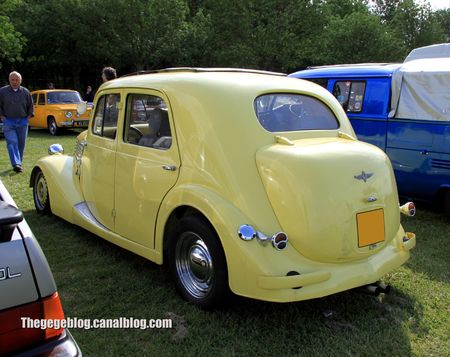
[30,155,83,223]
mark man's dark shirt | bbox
[0,86,34,119]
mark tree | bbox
[316,11,406,64]
[13,0,193,88]
[191,0,325,72]
[432,8,450,41]
[0,0,25,70]
[372,0,447,52]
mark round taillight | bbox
[272,232,288,250]
[408,202,416,217]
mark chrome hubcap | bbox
[175,232,213,299]
[35,173,48,209]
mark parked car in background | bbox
[289,43,450,219]
[30,89,92,135]
[31,68,415,308]
[0,179,81,356]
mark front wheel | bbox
[48,118,59,136]
[168,216,229,309]
[33,169,51,214]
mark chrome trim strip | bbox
[74,202,109,232]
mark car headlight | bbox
[48,143,64,155]
[65,111,73,119]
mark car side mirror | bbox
[77,101,88,115]
[0,201,23,242]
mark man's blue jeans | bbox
[3,118,29,167]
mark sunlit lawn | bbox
[1,130,449,356]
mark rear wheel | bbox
[445,191,450,221]
[33,169,51,214]
[168,215,229,309]
[48,118,59,136]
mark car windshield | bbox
[254,93,339,132]
[47,91,82,104]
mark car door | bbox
[79,92,122,230]
[386,119,450,201]
[31,92,46,128]
[114,90,180,248]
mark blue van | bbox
[289,46,450,219]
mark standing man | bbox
[101,67,117,82]
[0,71,34,173]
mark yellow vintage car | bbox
[30,69,415,308]
[30,89,91,135]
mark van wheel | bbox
[48,118,59,136]
[168,215,229,309]
[445,191,450,221]
[33,169,51,214]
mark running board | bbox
[74,202,110,232]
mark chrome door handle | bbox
[162,165,177,171]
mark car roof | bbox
[31,89,78,93]
[122,67,286,77]
[289,63,402,79]
[98,67,301,94]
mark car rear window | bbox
[254,94,339,132]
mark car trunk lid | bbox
[256,137,400,263]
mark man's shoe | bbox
[13,165,23,173]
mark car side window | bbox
[31,93,37,104]
[333,81,366,113]
[38,94,45,105]
[123,94,172,150]
[92,94,120,139]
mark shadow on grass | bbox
[20,210,424,357]
[0,169,15,177]
[28,128,84,138]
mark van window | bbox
[254,93,339,132]
[333,81,366,113]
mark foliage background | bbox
[0,0,449,92]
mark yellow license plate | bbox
[357,209,385,247]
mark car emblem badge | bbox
[0,267,22,281]
[354,171,374,182]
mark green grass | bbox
[1,130,449,357]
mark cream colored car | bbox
[30,68,415,308]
